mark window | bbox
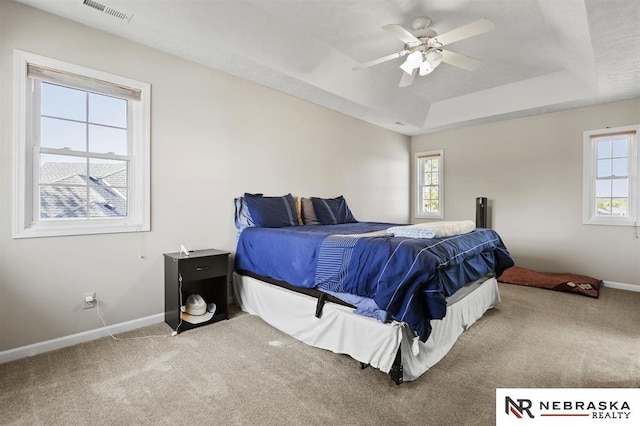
[583,125,638,226]
[13,50,150,238]
[415,150,444,219]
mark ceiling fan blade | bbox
[433,18,495,46]
[383,24,421,45]
[352,50,409,70]
[440,49,483,71]
[399,69,416,87]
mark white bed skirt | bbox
[232,273,500,382]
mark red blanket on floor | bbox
[498,266,601,298]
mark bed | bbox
[232,194,514,383]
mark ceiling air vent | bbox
[83,0,133,22]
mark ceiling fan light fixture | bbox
[419,50,444,76]
[400,51,423,74]
[426,50,444,66]
[418,60,433,76]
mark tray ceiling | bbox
[16,0,640,135]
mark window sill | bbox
[582,217,637,227]
[415,213,444,220]
[13,221,149,239]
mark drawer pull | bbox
[196,266,210,271]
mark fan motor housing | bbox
[404,36,441,54]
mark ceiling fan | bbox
[353,16,495,87]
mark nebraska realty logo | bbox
[496,388,639,425]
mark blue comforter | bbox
[235,222,513,341]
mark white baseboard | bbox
[603,280,640,292]
[0,313,165,365]
[2,281,636,364]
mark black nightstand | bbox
[163,249,230,333]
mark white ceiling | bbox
[15,0,640,136]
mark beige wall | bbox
[412,99,640,287]
[0,1,410,352]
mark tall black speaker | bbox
[476,197,487,228]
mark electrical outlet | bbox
[83,292,96,309]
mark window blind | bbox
[27,63,141,101]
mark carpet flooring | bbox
[1,283,639,425]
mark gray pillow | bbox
[301,197,320,225]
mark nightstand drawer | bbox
[179,256,227,281]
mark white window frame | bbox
[415,150,444,219]
[582,125,638,226]
[13,50,151,238]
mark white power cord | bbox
[95,297,179,341]
[94,270,184,340]
[176,273,184,332]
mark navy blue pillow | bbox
[243,193,300,228]
[311,196,357,225]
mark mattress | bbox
[233,272,500,382]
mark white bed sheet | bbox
[232,272,500,382]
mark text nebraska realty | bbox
[507,397,632,419]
